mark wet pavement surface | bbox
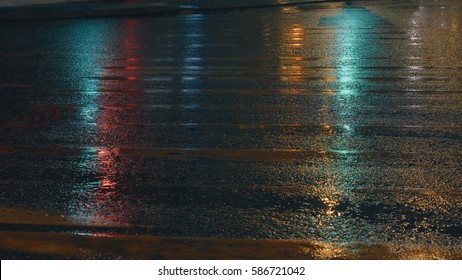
[0,0,461,257]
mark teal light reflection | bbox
[65,21,130,226]
[66,22,112,124]
[336,13,363,96]
[330,7,378,179]
[310,7,383,242]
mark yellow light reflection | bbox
[278,24,307,90]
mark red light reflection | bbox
[85,18,145,226]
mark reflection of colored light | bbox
[277,24,306,88]
[322,196,340,217]
[180,14,205,90]
[317,8,371,232]
[335,11,363,96]
[342,124,352,131]
[333,9,362,149]
[68,22,110,124]
[287,25,305,47]
[71,19,144,226]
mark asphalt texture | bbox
[0,0,461,259]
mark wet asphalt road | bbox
[0,0,461,251]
